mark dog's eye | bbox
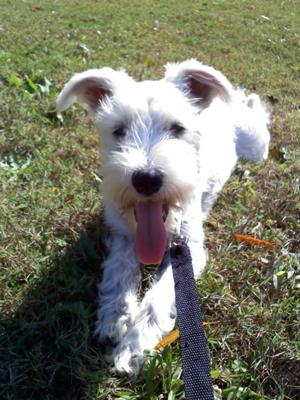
[113,126,126,138]
[169,123,185,137]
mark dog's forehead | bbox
[137,79,186,107]
[97,78,197,137]
[113,79,193,121]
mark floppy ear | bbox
[56,67,132,113]
[164,59,234,107]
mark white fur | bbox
[57,59,270,376]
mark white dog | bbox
[57,60,270,376]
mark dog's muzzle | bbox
[130,168,168,265]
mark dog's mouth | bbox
[133,200,169,265]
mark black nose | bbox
[132,169,163,196]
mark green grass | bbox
[0,0,299,399]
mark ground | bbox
[0,1,299,399]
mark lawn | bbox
[0,0,299,399]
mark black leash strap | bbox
[170,240,214,400]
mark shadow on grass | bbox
[0,213,109,400]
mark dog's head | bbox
[57,60,234,264]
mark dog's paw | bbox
[112,342,146,377]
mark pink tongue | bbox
[135,201,168,265]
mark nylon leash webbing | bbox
[170,240,214,400]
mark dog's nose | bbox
[132,169,163,196]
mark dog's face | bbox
[57,60,233,264]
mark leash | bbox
[170,236,214,400]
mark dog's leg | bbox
[112,236,206,376]
[112,261,176,375]
[95,234,141,351]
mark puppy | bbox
[57,60,270,375]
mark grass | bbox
[0,0,299,399]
